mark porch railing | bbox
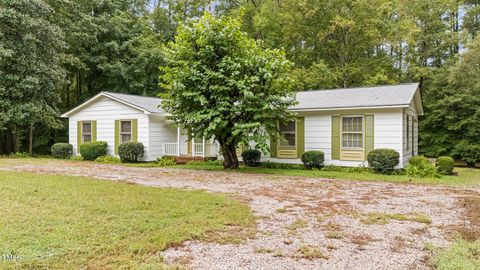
[193,143,217,157]
[164,143,179,156]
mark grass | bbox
[0,170,254,269]
[428,239,480,270]
[287,219,308,231]
[296,245,328,260]
[360,212,432,225]
[326,231,345,239]
[1,157,480,187]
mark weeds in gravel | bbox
[272,252,284,257]
[276,207,288,213]
[288,219,308,232]
[254,247,274,254]
[360,212,432,225]
[297,245,328,260]
[326,231,345,239]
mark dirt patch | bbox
[2,159,477,270]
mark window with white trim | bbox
[406,115,414,150]
[279,120,296,148]
[406,115,410,150]
[341,116,363,148]
[120,120,132,143]
[82,121,92,143]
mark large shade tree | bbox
[0,0,65,154]
[161,13,297,169]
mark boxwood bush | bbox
[367,148,400,174]
[51,143,73,159]
[301,150,325,169]
[241,149,261,167]
[409,156,430,167]
[453,141,480,168]
[118,142,144,163]
[436,156,454,175]
[79,141,107,161]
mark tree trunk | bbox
[28,124,34,155]
[219,140,239,169]
[12,127,20,153]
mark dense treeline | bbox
[0,0,479,158]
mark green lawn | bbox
[0,170,254,269]
[164,164,480,187]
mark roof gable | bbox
[61,92,165,117]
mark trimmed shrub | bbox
[409,156,430,167]
[51,143,73,159]
[118,142,144,163]
[436,156,454,175]
[367,149,400,174]
[95,155,121,164]
[405,162,439,178]
[156,156,176,166]
[301,150,325,169]
[453,142,480,168]
[241,149,261,167]
[79,141,107,161]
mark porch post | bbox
[191,133,194,157]
[177,127,180,157]
[202,136,206,158]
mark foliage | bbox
[70,155,84,161]
[409,156,430,167]
[155,156,176,166]
[118,142,144,163]
[405,163,439,178]
[51,143,73,159]
[301,151,325,169]
[241,149,262,167]
[8,152,31,158]
[79,141,107,161]
[437,156,454,175]
[0,170,253,268]
[367,149,400,174]
[161,13,296,169]
[453,141,480,168]
[0,0,65,154]
[95,156,121,164]
[429,238,480,270]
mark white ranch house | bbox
[61,83,423,167]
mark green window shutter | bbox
[114,120,120,154]
[77,121,82,153]
[132,119,138,142]
[296,117,305,158]
[270,135,277,158]
[365,115,374,159]
[91,120,97,142]
[331,116,340,160]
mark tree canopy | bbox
[0,0,479,161]
[161,13,296,168]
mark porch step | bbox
[166,155,217,164]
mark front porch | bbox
[163,128,219,159]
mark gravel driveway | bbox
[1,159,475,270]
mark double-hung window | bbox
[82,121,92,143]
[279,120,296,149]
[120,120,132,143]
[341,116,363,149]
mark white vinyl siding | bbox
[403,100,419,165]
[68,96,150,160]
[261,108,406,167]
[148,115,178,159]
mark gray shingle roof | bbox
[103,92,165,114]
[292,83,420,110]
[62,83,421,117]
